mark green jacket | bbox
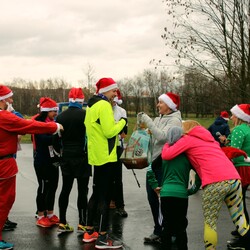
[147,153,201,198]
[85,95,126,166]
[228,123,250,167]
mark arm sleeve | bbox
[146,165,159,189]
[141,114,181,141]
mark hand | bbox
[59,124,64,131]
[244,157,250,163]
[154,187,161,197]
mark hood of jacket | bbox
[188,126,215,142]
[214,116,227,125]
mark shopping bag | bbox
[120,128,151,169]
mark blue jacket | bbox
[208,117,230,146]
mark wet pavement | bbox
[3,143,250,249]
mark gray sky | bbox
[1,0,167,85]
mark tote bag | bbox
[120,128,152,169]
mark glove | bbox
[137,112,145,124]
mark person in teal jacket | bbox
[147,126,201,250]
[83,78,127,249]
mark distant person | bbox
[0,85,63,250]
[162,120,250,250]
[32,97,61,228]
[55,88,91,234]
[110,89,128,217]
[83,78,127,249]
[208,111,230,147]
[138,92,182,244]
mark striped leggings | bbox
[202,179,249,249]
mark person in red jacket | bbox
[0,85,63,250]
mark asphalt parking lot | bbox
[3,143,250,249]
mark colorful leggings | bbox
[203,179,249,249]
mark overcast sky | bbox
[0,0,169,85]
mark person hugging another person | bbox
[138,92,182,244]
[161,120,250,250]
[147,126,201,250]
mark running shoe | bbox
[48,215,60,225]
[36,217,53,228]
[95,233,123,249]
[0,240,14,250]
[57,223,74,233]
[82,230,99,243]
[77,224,87,234]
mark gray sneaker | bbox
[144,233,161,243]
[95,233,123,249]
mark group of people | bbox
[137,92,250,250]
[1,79,250,250]
[0,79,128,250]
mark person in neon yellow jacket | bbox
[83,77,127,249]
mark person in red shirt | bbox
[0,85,63,250]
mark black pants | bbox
[161,196,188,250]
[87,162,115,232]
[146,167,162,236]
[34,163,59,212]
[111,146,125,208]
[58,175,89,225]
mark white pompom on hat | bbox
[96,78,118,94]
[68,87,85,102]
[158,92,180,111]
[0,85,13,101]
[113,89,123,105]
[39,97,58,112]
[231,104,250,123]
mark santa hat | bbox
[221,146,247,160]
[113,89,123,105]
[220,111,229,121]
[68,88,85,103]
[230,104,250,123]
[158,92,180,111]
[39,97,58,112]
[0,85,13,101]
[96,78,118,94]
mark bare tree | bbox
[161,0,250,103]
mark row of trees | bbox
[6,66,247,118]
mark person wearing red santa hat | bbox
[223,104,250,249]
[137,92,182,244]
[55,88,91,234]
[32,97,61,228]
[83,78,127,249]
[110,89,128,217]
[208,110,230,147]
[0,85,63,250]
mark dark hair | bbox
[34,111,48,122]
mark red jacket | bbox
[0,110,58,179]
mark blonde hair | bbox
[182,120,201,134]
